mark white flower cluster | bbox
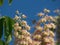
[13,9,56,45]
[32,9,56,45]
[13,10,31,45]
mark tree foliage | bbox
[0,16,14,45]
[0,0,12,6]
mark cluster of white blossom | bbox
[32,8,56,45]
[13,10,31,45]
[13,9,56,45]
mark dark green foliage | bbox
[4,17,14,43]
[0,0,13,6]
[0,18,4,39]
[0,16,15,45]
[0,40,5,45]
[0,0,3,6]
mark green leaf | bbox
[3,16,14,43]
[0,18,4,39]
[0,0,3,6]
[0,40,5,45]
[4,17,9,40]
[8,0,12,5]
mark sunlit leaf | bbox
[0,0,3,6]
[6,35,12,43]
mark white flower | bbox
[20,41,28,45]
[49,16,53,20]
[32,41,41,45]
[48,16,56,21]
[14,27,18,31]
[43,37,50,43]
[38,12,44,17]
[14,15,19,20]
[49,31,55,37]
[46,24,52,29]
[17,26,22,30]
[35,26,43,31]
[44,15,53,21]
[49,37,54,42]
[50,23,56,29]
[14,26,22,31]
[16,10,20,14]
[26,37,32,43]
[22,30,27,35]
[44,23,56,29]
[22,14,27,18]
[44,24,48,30]
[22,30,31,36]
[14,32,19,37]
[26,32,31,36]
[33,34,41,40]
[42,31,49,36]
[25,25,30,30]
[13,22,19,27]
[44,8,50,13]
[22,30,27,32]
[54,9,60,13]
[21,20,27,26]
[18,35,24,39]
[34,29,42,35]
[39,18,47,23]
[22,30,30,36]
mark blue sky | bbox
[0,0,60,45]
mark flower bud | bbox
[33,34,41,40]
[14,32,19,37]
[21,20,27,26]
[14,15,19,20]
[44,8,50,13]
[49,31,55,37]
[22,14,27,18]
[25,25,30,30]
[13,22,19,27]
[38,12,44,17]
